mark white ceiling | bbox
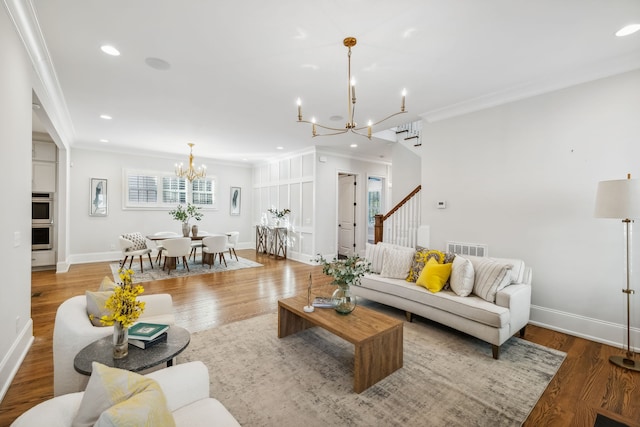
[25,0,640,164]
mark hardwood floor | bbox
[1,250,639,426]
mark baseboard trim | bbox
[0,319,34,403]
[530,305,639,352]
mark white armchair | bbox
[53,294,175,396]
[12,361,240,427]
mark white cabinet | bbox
[33,161,56,192]
[32,250,56,267]
[33,140,57,161]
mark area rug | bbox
[179,312,566,427]
[110,256,262,283]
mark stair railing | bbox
[374,185,421,247]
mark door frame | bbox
[336,170,361,258]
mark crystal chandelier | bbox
[175,143,206,182]
[296,37,407,139]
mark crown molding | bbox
[4,0,75,147]
[420,52,640,123]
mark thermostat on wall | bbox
[437,201,446,209]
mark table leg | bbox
[278,304,314,338]
[353,323,403,393]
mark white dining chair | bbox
[189,231,210,261]
[162,237,192,274]
[226,231,239,261]
[151,231,181,265]
[202,235,228,268]
[119,233,153,273]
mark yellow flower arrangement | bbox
[100,268,146,328]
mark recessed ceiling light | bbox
[145,57,171,71]
[616,24,640,37]
[100,114,112,120]
[329,115,343,121]
[276,146,284,150]
[100,45,120,56]
[99,139,109,143]
[350,144,358,148]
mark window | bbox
[124,169,216,209]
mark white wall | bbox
[390,144,421,206]
[315,150,389,258]
[67,148,253,263]
[0,6,34,400]
[421,69,640,348]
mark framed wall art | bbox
[90,178,108,216]
[230,186,241,215]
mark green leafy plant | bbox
[268,208,291,219]
[313,254,371,287]
[169,203,203,224]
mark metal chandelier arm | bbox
[296,36,408,141]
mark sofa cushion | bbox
[73,362,175,427]
[407,248,443,282]
[358,274,510,328]
[467,256,526,285]
[380,247,414,279]
[450,256,475,297]
[416,258,452,293]
[365,243,387,274]
[469,257,512,302]
[85,291,113,327]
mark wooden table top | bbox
[278,293,403,345]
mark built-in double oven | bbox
[32,192,54,250]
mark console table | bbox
[256,225,287,259]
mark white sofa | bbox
[53,294,176,396]
[351,248,532,359]
[11,361,240,427]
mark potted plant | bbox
[314,254,371,314]
[99,268,145,358]
[267,208,291,227]
[169,203,203,236]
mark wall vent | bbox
[446,241,488,257]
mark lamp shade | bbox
[594,177,640,219]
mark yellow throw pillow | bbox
[406,249,445,282]
[72,362,175,427]
[416,258,452,293]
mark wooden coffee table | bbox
[278,293,403,393]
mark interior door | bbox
[338,174,356,258]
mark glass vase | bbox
[113,321,129,359]
[332,284,357,315]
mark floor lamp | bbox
[595,174,640,371]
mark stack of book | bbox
[128,322,170,349]
[312,296,335,308]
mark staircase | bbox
[374,185,421,247]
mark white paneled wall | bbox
[253,150,316,261]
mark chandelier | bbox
[175,143,206,182]
[296,37,407,139]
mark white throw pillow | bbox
[365,243,387,274]
[450,256,474,297]
[380,247,414,279]
[470,258,512,302]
